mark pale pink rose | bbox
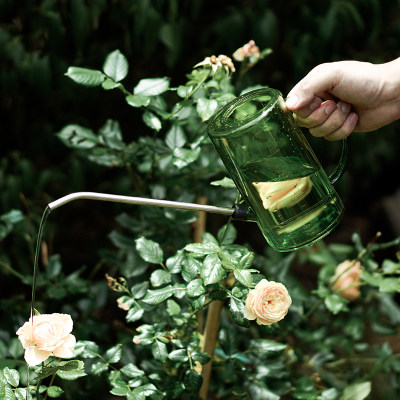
[233,40,260,62]
[332,260,363,301]
[253,176,312,211]
[16,313,76,366]
[244,279,292,325]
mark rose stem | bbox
[192,196,208,333]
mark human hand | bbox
[286,58,400,140]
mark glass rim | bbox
[207,87,282,136]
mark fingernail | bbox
[348,112,358,125]
[309,98,321,112]
[285,95,299,108]
[325,103,337,115]
[340,102,350,114]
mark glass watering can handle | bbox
[328,137,350,185]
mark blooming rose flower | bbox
[16,313,76,366]
[193,54,235,74]
[253,176,313,211]
[332,260,363,300]
[244,279,292,325]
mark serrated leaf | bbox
[126,306,144,322]
[152,340,168,362]
[196,98,218,121]
[134,77,170,96]
[46,386,64,398]
[105,344,122,364]
[103,50,128,82]
[184,369,203,392]
[169,349,188,362]
[191,350,211,364]
[65,66,105,87]
[182,257,201,282]
[187,279,205,297]
[135,237,164,264]
[184,242,219,256]
[74,341,99,358]
[150,269,171,287]
[201,254,226,285]
[142,285,176,305]
[217,224,237,245]
[120,363,145,378]
[229,296,249,327]
[234,269,253,287]
[3,368,19,387]
[172,147,201,169]
[165,124,187,149]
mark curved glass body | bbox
[207,88,344,252]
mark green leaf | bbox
[74,340,99,358]
[143,111,162,131]
[142,285,176,304]
[184,369,203,392]
[126,94,151,108]
[58,360,85,371]
[65,66,105,87]
[321,388,340,400]
[1,210,24,225]
[126,305,144,322]
[56,369,87,380]
[340,381,371,400]
[379,277,400,293]
[210,177,236,188]
[0,387,16,400]
[187,279,206,297]
[3,368,19,387]
[184,242,219,256]
[249,339,287,356]
[14,389,29,400]
[229,296,249,327]
[57,124,99,149]
[237,251,255,270]
[172,147,201,169]
[105,344,122,364]
[103,49,128,82]
[201,254,226,285]
[134,77,170,96]
[135,237,164,264]
[196,98,218,121]
[325,294,348,314]
[46,386,64,398]
[110,386,130,396]
[217,224,237,245]
[191,350,211,364]
[234,269,253,287]
[91,362,108,375]
[166,299,181,316]
[382,259,400,274]
[120,363,145,378]
[182,257,201,282]
[150,269,171,287]
[152,340,168,362]
[169,349,189,363]
[165,124,187,149]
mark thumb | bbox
[286,64,339,110]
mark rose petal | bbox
[52,334,76,358]
[24,346,51,366]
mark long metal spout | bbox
[47,191,235,216]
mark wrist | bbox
[382,58,400,120]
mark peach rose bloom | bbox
[244,279,292,325]
[253,176,312,211]
[332,260,363,301]
[16,313,76,366]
